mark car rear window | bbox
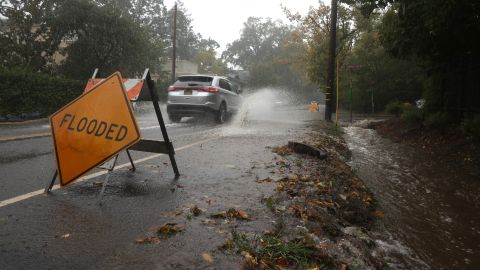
[174,76,213,86]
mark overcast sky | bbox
[164,0,325,52]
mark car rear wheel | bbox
[168,114,182,123]
[216,103,227,124]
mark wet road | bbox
[0,98,323,269]
[344,125,480,270]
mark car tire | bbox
[168,114,182,123]
[216,103,227,124]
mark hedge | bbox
[0,68,84,117]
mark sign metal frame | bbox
[45,69,179,203]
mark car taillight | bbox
[168,86,177,91]
[200,86,219,92]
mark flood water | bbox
[343,125,480,270]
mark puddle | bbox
[344,125,480,269]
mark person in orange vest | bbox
[309,101,319,112]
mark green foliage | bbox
[281,3,423,110]
[0,0,59,71]
[165,1,201,61]
[385,101,403,116]
[400,105,423,126]
[338,13,423,113]
[53,0,163,79]
[223,17,289,69]
[0,0,168,78]
[223,17,317,99]
[229,230,321,269]
[0,67,83,116]
[195,38,228,75]
[424,112,452,129]
[363,0,480,122]
[156,72,171,102]
[285,3,355,89]
[462,115,480,137]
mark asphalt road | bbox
[0,101,323,269]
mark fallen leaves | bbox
[226,231,319,270]
[190,205,202,216]
[276,182,285,191]
[241,251,257,268]
[157,223,185,237]
[201,252,214,263]
[272,145,291,156]
[256,177,273,183]
[371,210,385,219]
[135,236,160,244]
[211,208,252,221]
[135,223,186,245]
[202,218,217,226]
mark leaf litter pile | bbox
[211,208,253,221]
[135,223,185,244]
[226,126,392,269]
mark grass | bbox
[262,196,277,212]
[227,230,326,269]
[307,120,346,139]
[272,145,290,156]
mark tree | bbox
[0,0,166,78]
[223,17,302,89]
[95,0,169,44]
[52,0,163,79]
[164,1,200,61]
[284,3,356,90]
[223,17,290,70]
[340,22,423,112]
[347,0,480,121]
[0,0,60,71]
[194,38,227,75]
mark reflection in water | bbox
[344,126,480,270]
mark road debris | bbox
[272,145,291,156]
[135,236,160,244]
[135,222,186,245]
[190,205,203,216]
[255,177,273,183]
[201,252,214,263]
[210,208,252,221]
[288,141,327,159]
[223,230,331,269]
[157,223,185,238]
[239,124,390,269]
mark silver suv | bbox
[166,75,242,123]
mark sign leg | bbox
[126,149,136,171]
[97,172,111,205]
[144,70,180,178]
[167,143,180,178]
[44,170,58,194]
[97,155,118,205]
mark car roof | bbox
[177,74,229,80]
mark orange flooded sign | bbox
[50,72,141,186]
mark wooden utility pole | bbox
[171,3,177,83]
[325,0,338,121]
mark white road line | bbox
[0,132,51,142]
[0,137,215,208]
[140,125,160,130]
